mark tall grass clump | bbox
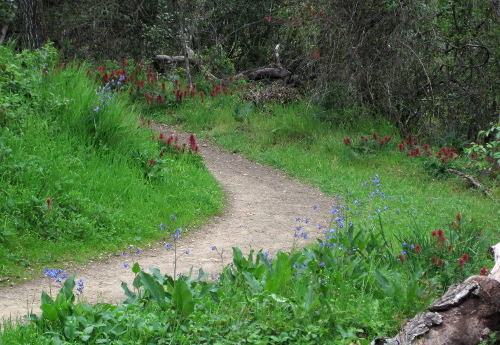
[0,45,224,282]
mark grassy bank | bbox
[0,46,224,283]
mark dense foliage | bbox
[3,0,499,139]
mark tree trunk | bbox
[19,0,45,50]
[0,23,9,45]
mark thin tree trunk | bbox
[173,0,192,87]
[0,23,9,45]
[19,0,45,50]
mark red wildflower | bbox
[415,244,422,254]
[458,258,465,268]
[384,136,392,143]
[437,259,444,265]
[148,159,155,167]
[159,151,164,157]
[431,231,437,236]
[423,144,429,151]
[159,133,165,140]
[480,267,488,276]
[343,138,351,145]
[398,143,405,152]
[398,254,405,263]
[309,50,321,60]
[189,134,199,152]
[431,256,437,264]
[372,133,378,139]
[46,198,52,210]
[448,245,453,251]
[199,91,205,103]
[461,253,469,262]
[379,140,385,145]
[437,229,444,237]
[456,214,462,224]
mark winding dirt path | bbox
[0,125,335,321]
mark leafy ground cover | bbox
[1,51,498,344]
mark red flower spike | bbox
[448,245,453,251]
[415,245,422,253]
[46,198,52,209]
[458,258,465,267]
[461,254,469,262]
[148,159,155,167]
[431,256,437,264]
[159,133,165,140]
[398,254,405,263]
[456,214,462,223]
[343,138,351,145]
[431,231,437,236]
[159,151,164,157]
[437,259,444,265]
[372,133,378,139]
[189,134,198,152]
[398,143,405,152]
[437,229,444,237]
[480,267,488,276]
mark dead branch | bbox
[155,54,199,66]
[446,168,491,197]
[234,65,300,85]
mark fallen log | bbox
[372,242,500,345]
[234,65,300,85]
[155,54,199,66]
[446,168,491,198]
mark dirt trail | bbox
[0,124,335,321]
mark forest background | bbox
[2,0,499,140]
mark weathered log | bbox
[155,54,199,66]
[446,168,491,197]
[372,242,500,345]
[234,65,300,85]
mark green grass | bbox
[0,46,224,282]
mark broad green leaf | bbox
[41,291,54,305]
[132,262,141,274]
[242,271,263,294]
[139,271,168,309]
[172,279,194,317]
[41,303,58,321]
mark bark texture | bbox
[372,242,500,345]
[19,0,45,50]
